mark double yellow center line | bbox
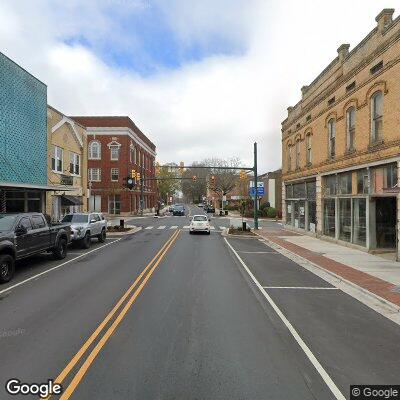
[49,229,180,400]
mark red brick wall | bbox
[88,134,156,215]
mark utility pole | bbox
[253,142,259,230]
[140,164,144,216]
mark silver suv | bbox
[62,213,107,249]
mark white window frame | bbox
[328,119,336,159]
[111,168,119,182]
[295,140,300,169]
[110,145,120,161]
[52,145,63,173]
[70,152,80,176]
[346,107,356,151]
[89,168,101,182]
[306,135,312,165]
[371,91,383,142]
[89,141,101,160]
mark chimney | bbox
[301,85,309,97]
[375,9,394,33]
[337,44,350,63]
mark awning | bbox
[61,195,83,206]
[0,181,75,191]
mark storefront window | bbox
[293,182,306,198]
[286,201,292,225]
[306,181,316,200]
[285,185,293,199]
[324,175,336,196]
[308,201,316,232]
[323,199,335,237]
[353,198,366,246]
[299,201,305,229]
[339,198,351,242]
[357,169,369,194]
[371,163,398,193]
[294,202,299,228]
[338,172,352,194]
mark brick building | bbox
[71,116,157,216]
[282,9,400,258]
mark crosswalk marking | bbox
[170,226,178,229]
[183,225,190,229]
[157,226,166,229]
[219,226,226,230]
[210,226,215,230]
[145,226,153,230]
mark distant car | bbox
[62,213,107,249]
[172,205,185,216]
[189,215,211,234]
[198,203,204,208]
[168,205,174,212]
[205,205,215,213]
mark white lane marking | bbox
[0,239,122,296]
[219,226,226,230]
[183,225,190,229]
[145,226,153,230]
[210,226,215,230]
[224,238,346,400]
[170,226,178,230]
[157,226,166,230]
[239,251,278,254]
[263,286,339,290]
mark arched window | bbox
[328,119,336,159]
[88,141,101,160]
[371,91,383,142]
[346,107,356,151]
[295,140,300,169]
[306,134,312,165]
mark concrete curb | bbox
[253,231,400,316]
[107,227,142,237]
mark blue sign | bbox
[249,187,265,197]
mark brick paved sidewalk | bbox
[256,225,400,309]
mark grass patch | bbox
[107,226,132,232]
[228,226,256,236]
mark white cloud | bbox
[0,0,398,172]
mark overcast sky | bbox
[0,0,397,172]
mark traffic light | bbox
[126,177,134,190]
[136,172,141,181]
[131,169,136,179]
[240,170,247,180]
[192,175,197,182]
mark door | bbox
[89,214,100,235]
[15,217,34,257]
[31,215,51,252]
[375,197,396,249]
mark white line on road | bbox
[145,226,153,230]
[224,238,346,400]
[170,226,178,229]
[183,226,190,229]
[239,251,278,254]
[262,286,339,290]
[219,226,226,230]
[157,226,166,230]
[0,239,122,296]
[210,226,215,230]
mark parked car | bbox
[189,215,211,234]
[62,213,107,249]
[172,205,185,216]
[0,213,71,283]
[198,203,204,208]
[205,204,215,213]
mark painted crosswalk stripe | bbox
[170,226,178,229]
[183,225,190,229]
[145,226,153,230]
[210,226,215,230]
[157,226,166,229]
[219,226,226,230]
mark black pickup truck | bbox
[0,213,71,283]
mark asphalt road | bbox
[0,204,399,399]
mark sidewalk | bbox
[256,225,400,310]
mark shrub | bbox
[267,207,276,218]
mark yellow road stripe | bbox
[48,229,179,398]
[60,229,180,399]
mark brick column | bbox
[316,175,322,235]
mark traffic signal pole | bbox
[253,142,259,230]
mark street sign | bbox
[249,187,265,197]
[249,181,264,188]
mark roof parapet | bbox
[376,8,395,33]
[337,43,350,63]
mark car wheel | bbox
[189,231,193,234]
[207,231,211,235]
[81,232,91,249]
[98,229,106,243]
[0,254,15,283]
[53,238,67,260]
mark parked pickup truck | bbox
[0,213,71,283]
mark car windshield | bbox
[0,215,17,231]
[62,214,88,223]
[174,205,184,210]
[193,216,207,221]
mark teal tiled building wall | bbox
[0,52,47,186]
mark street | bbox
[1,204,400,400]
